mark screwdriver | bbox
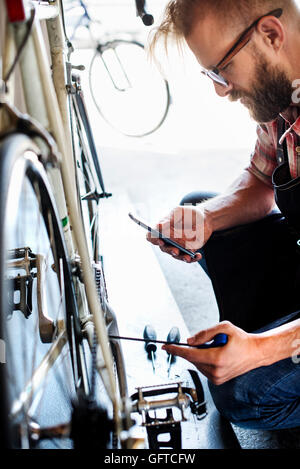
[109,333,228,349]
[143,325,157,373]
[166,327,180,377]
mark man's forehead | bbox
[186,13,240,69]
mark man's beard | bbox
[229,55,293,123]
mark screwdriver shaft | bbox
[109,334,191,348]
[109,334,228,349]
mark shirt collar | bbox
[278,105,300,144]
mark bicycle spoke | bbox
[90,210,97,233]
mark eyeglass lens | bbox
[203,70,228,87]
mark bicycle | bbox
[0,0,204,450]
[0,0,129,449]
[64,0,171,138]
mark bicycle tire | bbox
[0,133,101,448]
[89,39,171,137]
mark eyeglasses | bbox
[201,8,283,87]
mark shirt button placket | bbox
[296,142,300,177]
[287,133,296,178]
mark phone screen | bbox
[128,212,198,259]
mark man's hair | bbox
[149,0,298,55]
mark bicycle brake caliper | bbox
[6,247,55,343]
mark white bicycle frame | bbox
[1,0,126,442]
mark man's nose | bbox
[213,81,233,97]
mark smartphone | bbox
[128,212,198,259]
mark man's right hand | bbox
[146,205,211,263]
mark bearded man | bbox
[147,0,300,430]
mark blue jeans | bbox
[209,311,300,430]
[181,192,300,429]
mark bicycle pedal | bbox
[130,382,189,425]
[130,383,187,451]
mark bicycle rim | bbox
[0,134,86,448]
[89,40,171,137]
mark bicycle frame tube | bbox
[13,18,74,257]
[46,10,78,206]
[1,21,16,117]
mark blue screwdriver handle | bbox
[195,333,228,349]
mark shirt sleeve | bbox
[246,123,278,188]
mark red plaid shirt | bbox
[247,106,300,186]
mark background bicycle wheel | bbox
[89,40,170,137]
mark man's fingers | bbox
[188,321,232,346]
[161,245,178,256]
[188,330,212,346]
[146,233,202,263]
[182,253,202,263]
[161,249,201,263]
[162,344,198,362]
[146,232,163,246]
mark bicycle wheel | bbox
[0,133,106,448]
[89,39,171,137]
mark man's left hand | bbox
[162,321,267,385]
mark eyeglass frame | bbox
[201,8,283,87]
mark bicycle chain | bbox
[93,263,119,448]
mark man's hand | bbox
[162,321,266,385]
[146,205,211,263]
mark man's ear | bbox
[257,17,285,52]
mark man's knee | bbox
[208,377,259,428]
[208,367,300,430]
